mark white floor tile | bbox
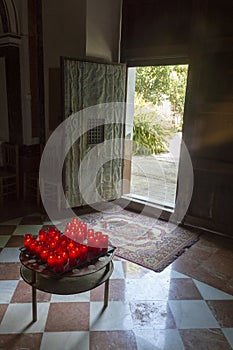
[193,280,233,300]
[123,260,153,279]
[170,270,189,279]
[0,280,18,303]
[41,331,89,350]
[51,291,90,303]
[134,329,185,350]
[130,300,175,330]
[0,236,10,248]
[125,279,169,300]
[0,248,20,262]
[169,300,220,329]
[222,328,233,348]
[90,301,133,331]
[152,265,185,281]
[0,302,49,333]
[142,267,189,285]
[12,225,42,236]
[110,261,125,279]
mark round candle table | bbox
[19,252,114,322]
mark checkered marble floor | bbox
[0,214,233,350]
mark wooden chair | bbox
[0,143,19,205]
[40,179,63,211]
[39,146,64,211]
[23,171,40,206]
[23,144,63,210]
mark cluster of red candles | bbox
[64,218,108,254]
[23,218,109,273]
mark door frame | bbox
[121,57,191,221]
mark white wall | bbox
[42,0,86,68]
[34,0,122,139]
[42,0,86,137]
[86,0,122,62]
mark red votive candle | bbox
[47,253,56,268]
[29,239,36,255]
[48,227,56,239]
[101,234,108,252]
[66,222,72,229]
[49,240,57,251]
[75,245,82,259]
[95,231,103,239]
[24,234,33,249]
[69,249,77,266]
[61,250,69,264]
[64,229,70,237]
[72,224,77,230]
[87,229,94,238]
[67,241,75,251]
[77,232,84,244]
[87,236,95,252]
[81,223,87,238]
[79,245,88,261]
[93,238,100,255]
[60,238,67,250]
[69,231,76,241]
[35,242,43,257]
[41,249,49,263]
[54,247,62,255]
[38,229,47,242]
[55,254,64,273]
[72,218,79,225]
[54,232,61,241]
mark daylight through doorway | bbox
[124,64,189,210]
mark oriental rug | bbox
[79,205,200,272]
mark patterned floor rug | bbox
[79,205,200,272]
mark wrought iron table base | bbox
[20,260,113,322]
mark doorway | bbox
[124,64,189,210]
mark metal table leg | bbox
[31,270,37,322]
[104,278,109,307]
[104,262,110,307]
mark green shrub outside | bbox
[133,102,176,155]
[133,65,188,155]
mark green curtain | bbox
[63,59,126,207]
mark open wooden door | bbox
[61,58,127,208]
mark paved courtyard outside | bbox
[129,133,182,209]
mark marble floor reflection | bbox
[0,208,232,349]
